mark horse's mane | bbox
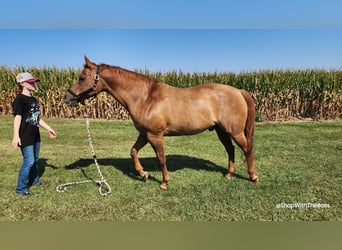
[100,63,156,85]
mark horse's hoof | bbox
[251,175,259,183]
[224,173,233,180]
[159,183,167,190]
[143,172,149,182]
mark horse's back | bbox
[164,83,247,114]
[150,83,248,136]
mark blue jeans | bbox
[16,142,41,194]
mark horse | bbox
[64,56,259,189]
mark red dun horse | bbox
[64,57,259,189]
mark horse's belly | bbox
[164,128,207,136]
[164,120,215,136]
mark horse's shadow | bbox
[64,155,249,182]
[38,158,58,177]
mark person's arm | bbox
[12,115,22,149]
[39,119,57,139]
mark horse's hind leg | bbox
[130,133,149,181]
[232,132,258,182]
[214,128,235,179]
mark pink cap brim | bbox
[26,78,40,83]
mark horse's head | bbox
[64,56,102,106]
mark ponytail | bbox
[15,84,23,95]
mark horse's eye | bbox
[79,77,85,81]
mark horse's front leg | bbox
[147,133,169,190]
[130,133,149,181]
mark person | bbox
[12,72,56,196]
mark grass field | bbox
[0,116,341,221]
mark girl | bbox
[12,72,56,196]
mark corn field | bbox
[0,66,341,121]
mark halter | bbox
[67,65,100,105]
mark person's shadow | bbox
[64,155,249,183]
[38,158,58,177]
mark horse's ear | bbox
[84,56,94,67]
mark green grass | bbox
[0,116,341,221]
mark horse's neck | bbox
[105,72,150,114]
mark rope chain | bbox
[56,114,111,196]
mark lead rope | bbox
[56,115,111,196]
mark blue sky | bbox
[0,0,341,73]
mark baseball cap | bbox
[16,72,40,83]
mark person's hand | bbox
[48,129,56,139]
[12,136,21,149]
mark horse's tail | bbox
[240,90,256,159]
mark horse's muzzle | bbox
[64,94,79,107]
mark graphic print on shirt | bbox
[26,102,40,126]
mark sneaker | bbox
[33,182,45,186]
[17,191,31,196]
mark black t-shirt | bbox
[12,94,41,147]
